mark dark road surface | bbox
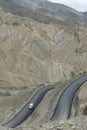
[2,74,87,127]
[2,84,55,128]
[51,74,87,120]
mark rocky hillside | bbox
[0,1,87,129]
[0,0,85,27]
[0,7,87,88]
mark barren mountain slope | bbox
[0,0,84,28]
[0,6,87,130]
[0,9,87,88]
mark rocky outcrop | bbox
[77,82,87,116]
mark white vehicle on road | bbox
[29,103,34,109]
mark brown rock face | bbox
[0,8,87,88]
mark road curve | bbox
[2,84,55,128]
[51,74,87,121]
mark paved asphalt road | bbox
[51,74,87,121]
[2,74,87,128]
[2,84,55,128]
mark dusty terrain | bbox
[0,8,87,88]
[0,82,87,130]
[0,1,87,129]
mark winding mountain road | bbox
[2,84,55,128]
[2,74,87,128]
[51,74,87,121]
